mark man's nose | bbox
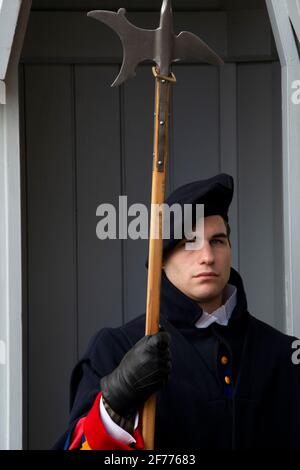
[197,241,214,264]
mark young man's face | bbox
[163,215,231,313]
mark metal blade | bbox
[88,0,223,86]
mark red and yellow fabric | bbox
[67,392,144,450]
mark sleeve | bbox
[66,392,144,450]
[55,328,145,451]
[100,396,139,445]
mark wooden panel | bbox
[238,62,283,330]
[31,0,266,11]
[21,9,277,64]
[220,64,239,270]
[225,0,265,9]
[75,65,123,356]
[21,11,228,62]
[172,64,220,187]
[228,9,274,60]
[271,62,284,332]
[21,11,124,62]
[31,0,224,11]
[25,65,76,449]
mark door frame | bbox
[0,0,31,450]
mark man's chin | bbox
[192,289,221,303]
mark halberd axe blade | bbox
[87,0,223,87]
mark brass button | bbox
[224,376,231,385]
[220,356,229,366]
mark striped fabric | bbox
[65,392,144,450]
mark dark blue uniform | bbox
[55,268,300,449]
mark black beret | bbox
[162,173,234,257]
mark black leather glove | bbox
[100,331,171,418]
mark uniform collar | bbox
[160,267,248,329]
[195,284,237,328]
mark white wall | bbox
[0,0,22,82]
[0,0,32,450]
[266,0,300,337]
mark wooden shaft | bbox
[142,74,171,450]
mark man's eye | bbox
[211,239,224,245]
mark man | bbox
[55,173,300,450]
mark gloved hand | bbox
[100,330,171,418]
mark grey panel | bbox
[75,65,123,356]
[225,0,265,8]
[31,0,224,10]
[238,62,283,330]
[228,10,274,60]
[22,8,277,63]
[220,64,239,270]
[21,11,124,62]
[31,0,266,12]
[21,11,227,62]
[123,68,161,323]
[172,64,220,187]
[19,65,29,450]
[271,62,284,332]
[25,65,76,449]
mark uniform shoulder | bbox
[86,313,146,357]
[250,315,298,352]
[73,313,146,380]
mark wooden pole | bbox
[142,69,173,450]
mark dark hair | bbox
[223,219,231,247]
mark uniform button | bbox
[224,376,231,385]
[220,356,229,366]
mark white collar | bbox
[194,284,237,329]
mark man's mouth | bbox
[194,272,218,278]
